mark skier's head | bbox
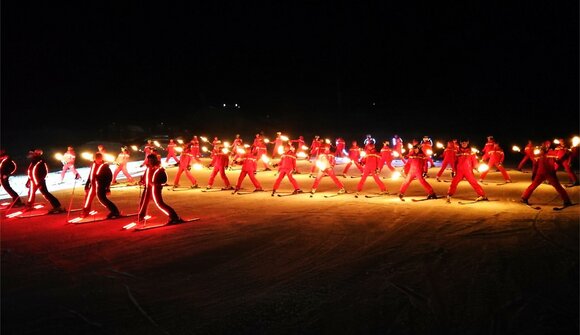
[487,136,494,142]
[169,139,174,143]
[146,154,160,167]
[542,140,552,150]
[447,141,455,148]
[460,139,470,148]
[323,144,331,153]
[383,141,389,146]
[236,134,240,138]
[493,143,501,150]
[94,152,104,164]
[352,141,358,146]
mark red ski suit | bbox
[272,136,284,157]
[190,139,202,163]
[165,143,180,164]
[0,156,22,205]
[447,147,485,197]
[436,142,457,178]
[521,151,571,203]
[517,143,535,170]
[379,146,395,172]
[252,143,269,170]
[342,146,364,174]
[138,166,179,221]
[554,146,578,184]
[173,150,198,186]
[235,153,262,190]
[399,152,435,195]
[421,142,435,172]
[312,153,344,190]
[83,162,119,216]
[482,140,495,162]
[357,151,387,192]
[273,151,300,191]
[479,146,510,181]
[335,138,346,157]
[208,152,231,188]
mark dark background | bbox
[2,1,578,162]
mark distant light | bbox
[223,104,226,107]
[234,103,238,107]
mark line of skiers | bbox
[1,134,577,222]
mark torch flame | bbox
[360,151,367,157]
[221,148,230,154]
[153,140,161,147]
[263,138,270,144]
[200,136,208,142]
[512,145,521,152]
[177,139,184,144]
[280,135,289,141]
[471,148,479,154]
[426,149,433,156]
[301,145,309,150]
[261,154,270,163]
[325,138,331,144]
[201,146,208,153]
[277,146,284,155]
[436,142,444,149]
[316,160,328,170]
[572,136,580,147]
[533,148,541,155]
[401,148,406,153]
[131,145,139,151]
[54,153,64,161]
[392,151,400,158]
[223,141,230,148]
[477,163,489,173]
[193,163,203,170]
[407,143,413,149]
[244,144,250,148]
[175,147,183,153]
[391,171,402,180]
[104,154,115,163]
[81,152,94,161]
[553,138,560,145]
[297,152,308,158]
[236,148,246,155]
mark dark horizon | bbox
[2,1,579,152]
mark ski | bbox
[171,186,200,192]
[277,191,304,197]
[411,196,442,202]
[496,182,513,186]
[553,203,578,211]
[68,213,138,224]
[201,187,233,193]
[364,193,395,198]
[458,199,496,205]
[133,218,201,231]
[323,192,348,198]
[11,208,82,219]
[235,190,267,195]
[524,204,541,210]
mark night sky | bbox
[2,1,578,152]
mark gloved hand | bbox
[25,179,30,188]
[187,165,191,171]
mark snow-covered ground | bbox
[2,158,578,334]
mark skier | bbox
[521,141,572,207]
[436,141,457,182]
[82,152,120,219]
[173,144,199,189]
[364,134,376,150]
[25,149,65,213]
[138,154,183,224]
[398,145,437,200]
[342,141,364,177]
[516,140,535,171]
[421,136,435,176]
[272,132,284,158]
[0,149,24,207]
[554,139,578,187]
[310,144,345,194]
[356,144,388,195]
[481,136,495,162]
[392,134,406,163]
[335,137,346,157]
[190,136,202,163]
[479,143,512,183]
[379,141,395,173]
[139,140,155,167]
[112,146,135,184]
[310,135,322,159]
[446,139,488,202]
[206,143,232,190]
[252,139,271,171]
[233,150,263,193]
[165,139,180,165]
[59,146,82,182]
[271,144,302,196]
